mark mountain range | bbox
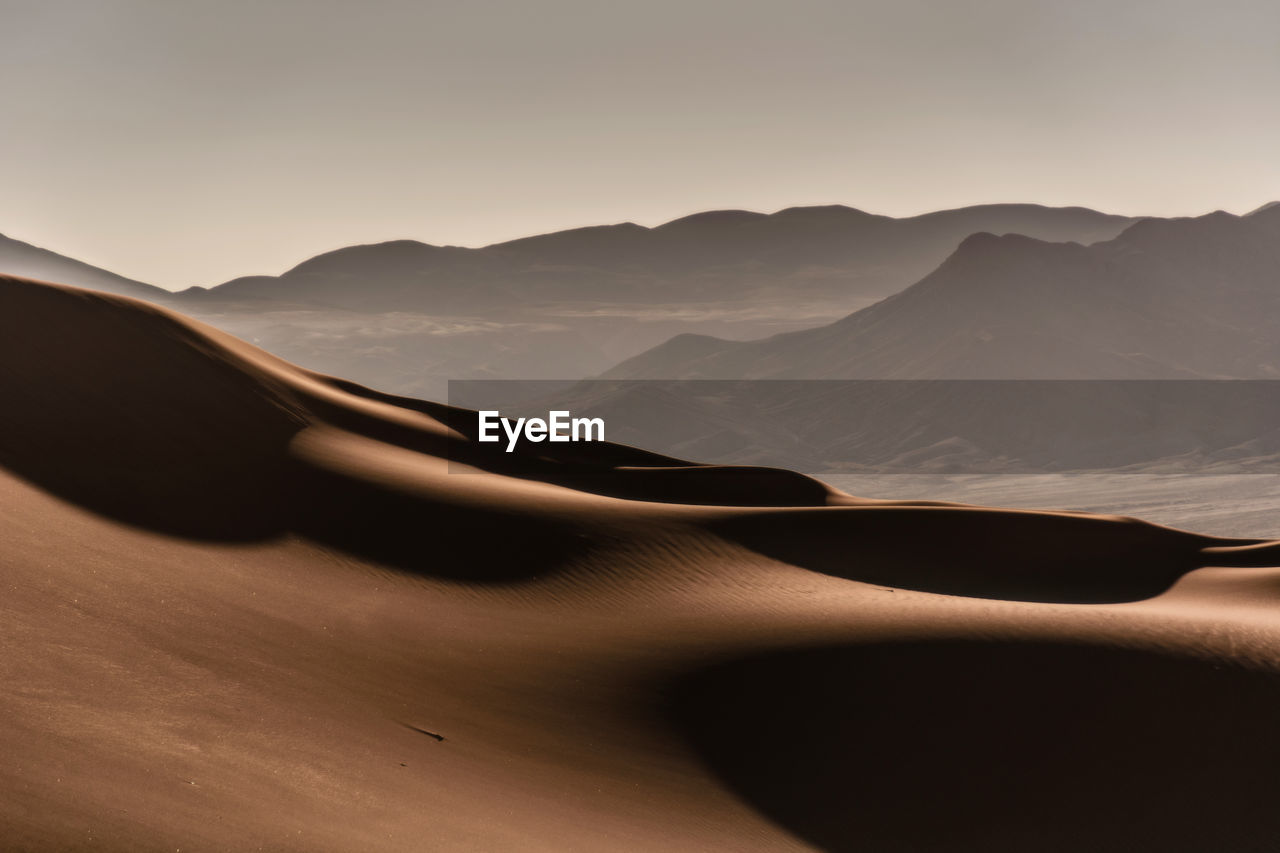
[607,205,1280,380]
[1,203,1137,398]
[179,203,1134,313]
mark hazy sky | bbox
[3,0,1279,289]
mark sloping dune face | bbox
[7,274,1280,851]
[670,640,1280,853]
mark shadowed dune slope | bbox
[9,274,1280,850]
[669,639,1280,853]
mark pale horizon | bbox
[5,0,1279,289]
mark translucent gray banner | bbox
[448,379,1280,474]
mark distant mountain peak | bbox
[948,229,1077,258]
[655,209,771,230]
[888,231,1091,307]
[285,239,444,276]
[489,221,650,253]
[774,204,878,217]
[956,230,1002,247]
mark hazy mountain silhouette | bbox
[177,203,1134,313]
[0,233,166,300]
[607,206,1280,380]
[0,204,1175,400]
[81,202,1116,397]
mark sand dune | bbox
[7,273,1280,851]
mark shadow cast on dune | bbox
[0,277,585,582]
[669,639,1280,853]
[707,507,1263,603]
[289,458,588,582]
[0,280,305,539]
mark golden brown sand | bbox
[5,274,1280,851]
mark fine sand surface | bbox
[8,274,1280,851]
